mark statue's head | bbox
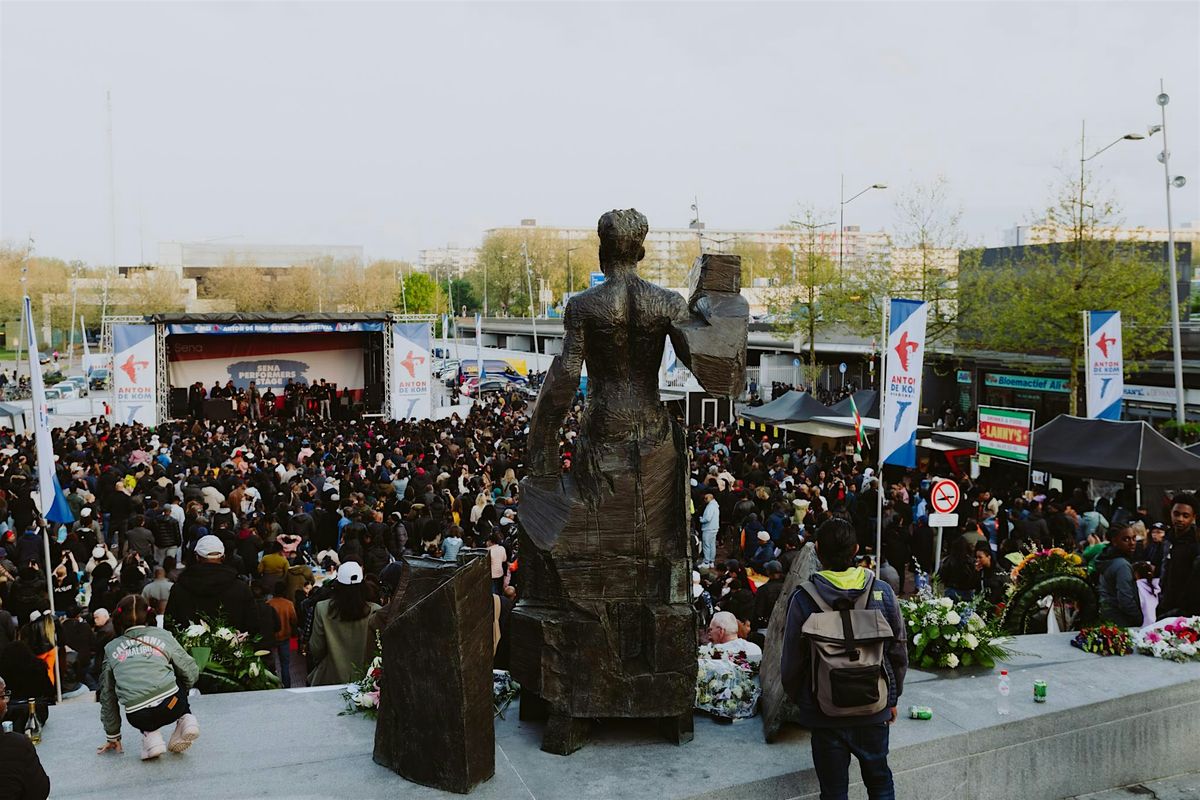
[597,208,648,272]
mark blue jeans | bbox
[810,723,894,800]
[701,528,717,564]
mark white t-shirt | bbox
[711,638,763,666]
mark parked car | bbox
[44,387,62,401]
[55,384,80,400]
[463,376,537,399]
[60,376,88,396]
[89,368,111,390]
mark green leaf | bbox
[961,651,974,667]
[189,646,212,672]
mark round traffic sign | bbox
[839,362,847,374]
[930,479,960,514]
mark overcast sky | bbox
[2,1,1197,266]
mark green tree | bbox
[447,278,480,314]
[395,271,446,315]
[959,166,1169,415]
[882,176,967,344]
[768,209,858,386]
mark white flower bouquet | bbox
[695,644,760,719]
[1132,617,1200,663]
[901,580,1011,670]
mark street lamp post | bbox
[566,245,582,297]
[522,241,539,359]
[839,176,887,276]
[1078,121,1145,272]
[1149,82,1189,428]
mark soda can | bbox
[908,705,933,720]
[1033,680,1047,703]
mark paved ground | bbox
[32,634,1200,800]
[1070,773,1200,799]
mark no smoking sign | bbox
[930,479,960,514]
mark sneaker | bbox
[168,713,200,753]
[141,730,167,760]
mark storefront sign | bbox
[977,405,1034,464]
[984,373,1069,394]
[956,369,972,384]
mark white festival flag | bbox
[1086,310,1123,420]
[24,296,74,524]
[880,299,929,468]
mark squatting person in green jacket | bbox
[96,595,202,761]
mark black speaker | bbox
[169,388,188,419]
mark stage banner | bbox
[113,324,158,426]
[166,321,384,335]
[167,333,366,391]
[881,298,928,468]
[391,322,432,420]
[1086,310,1123,421]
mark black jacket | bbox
[0,732,50,800]
[164,562,261,637]
[1161,527,1198,615]
[1095,545,1142,626]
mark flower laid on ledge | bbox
[341,654,384,719]
[901,577,1012,670]
[1132,617,1200,662]
[1071,625,1133,656]
[174,616,281,693]
[493,670,521,718]
[695,644,761,719]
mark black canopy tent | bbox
[828,389,879,419]
[739,390,835,425]
[1030,415,1200,486]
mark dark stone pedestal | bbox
[511,600,697,755]
[373,555,495,793]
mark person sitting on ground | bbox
[1095,524,1142,627]
[706,610,762,666]
[97,595,201,761]
[0,674,50,800]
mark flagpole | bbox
[25,295,63,704]
[875,300,889,566]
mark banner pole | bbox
[875,300,889,566]
[1081,310,1090,418]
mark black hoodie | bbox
[164,561,260,637]
[1095,545,1142,627]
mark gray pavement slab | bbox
[31,633,1200,799]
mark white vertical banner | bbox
[475,313,484,378]
[112,324,158,426]
[880,298,929,468]
[1086,310,1123,421]
[391,322,432,420]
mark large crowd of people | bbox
[0,373,1197,794]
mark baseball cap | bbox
[336,562,364,585]
[757,531,771,542]
[195,535,225,558]
[81,508,92,518]
[92,545,106,559]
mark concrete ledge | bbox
[35,634,1200,799]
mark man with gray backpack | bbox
[781,518,908,800]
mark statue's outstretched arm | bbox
[527,304,584,478]
[668,254,749,399]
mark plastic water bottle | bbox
[997,670,1011,716]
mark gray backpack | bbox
[798,576,894,718]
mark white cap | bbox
[92,545,106,559]
[336,562,363,585]
[757,531,771,542]
[81,508,92,518]
[195,535,225,558]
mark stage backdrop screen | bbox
[167,333,366,391]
